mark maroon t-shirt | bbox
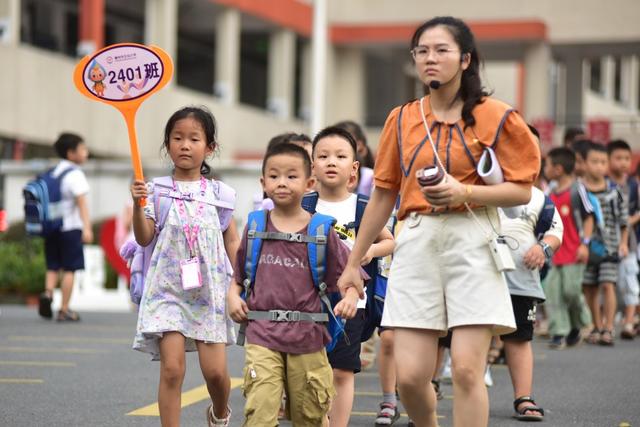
[235,214,363,354]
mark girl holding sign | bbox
[130,107,239,427]
[337,17,540,427]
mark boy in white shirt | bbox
[309,126,395,427]
[38,133,92,321]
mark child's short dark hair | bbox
[547,147,575,174]
[163,106,218,176]
[262,143,312,177]
[266,133,312,152]
[584,140,607,158]
[333,120,375,168]
[312,126,357,158]
[54,133,84,159]
[564,127,585,145]
[607,139,631,155]
[572,139,592,160]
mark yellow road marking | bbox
[9,335,130,344]
[127,377,243,416]
[0,378,44,384]
[0,346,104,354]
[0,360,76,367]
[619,423,631,427]
[354,390,453,400]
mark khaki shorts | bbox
[381,208,516,336]
[242,344,335,427]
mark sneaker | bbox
[565,328,582,346]
[207,404,231,427]
[484,365,493,388]
[620,323,636,340]
[407,419,415,427]
[38,292,53,319]
[548,335,565,350]
[374,402,400,426]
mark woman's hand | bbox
[337,263,365,298]
[421,174,469,207]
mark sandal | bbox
[513,396,544,422]
[599,329,614,346]
[374,402,400,426]
[586,328,600,345]
[432,379,444,400]
[620,323,635,340]
[56,309,80,322]
[38,293,53,319]
[206,404,231,427]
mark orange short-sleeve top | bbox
[374,96,541,220]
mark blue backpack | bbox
[236,209,346,352]
[301,192,392,343]
[23,166,76,236]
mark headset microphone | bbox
[428,80,441,90]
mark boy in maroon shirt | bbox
[228,143,363,426]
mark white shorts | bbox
[617,253,640,307]
[381,208,516,336]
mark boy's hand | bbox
[523,244,545,270]
[334,287,359,319]
[337,264,365,298]
[576,243,589,264]
[227,292,249,323]
[619,242,629,258]
[130,180,148,204]
[360,247,375,266]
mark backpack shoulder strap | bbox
[301,191,320,214]
[56,165,77,181]
[152,176,174,229]
[307,213,336,291]
[243,210,268,296]
[354,193,369,233]
[211,180,236,209]
[534,195,556,240]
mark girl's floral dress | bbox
[133,179,236,360]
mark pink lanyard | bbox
[173,177,207,257]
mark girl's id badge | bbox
[180,258,202,290]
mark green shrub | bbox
[0,238,46,295]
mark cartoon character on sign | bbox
[88,60,107,97]
[117,77,149,99]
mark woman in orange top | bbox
[338,16,540,427]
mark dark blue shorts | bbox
[44,230,84,272]
[328,308,365,373]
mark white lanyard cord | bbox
[418,96,496,240]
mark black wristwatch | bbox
[538,241,553,261]
[538,240,553,261]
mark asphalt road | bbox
[0,305,638,426]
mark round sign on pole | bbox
[73,43,174,206]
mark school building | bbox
[0,0,639,160]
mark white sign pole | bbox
[310,0,327,136]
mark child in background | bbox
[333,121,375,196]
[130,106,240,426]
[38,132,92,322]
[543,148,594,349]
[310,127,395,427]
[607,139,640,339]
[228,143,364,426]
[499,186,563,421]
[581,142,628,346]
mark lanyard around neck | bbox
[173,177,207,257]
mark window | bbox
[239,32,269,109]
[589,58,602,94]
[614,56,623,102]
